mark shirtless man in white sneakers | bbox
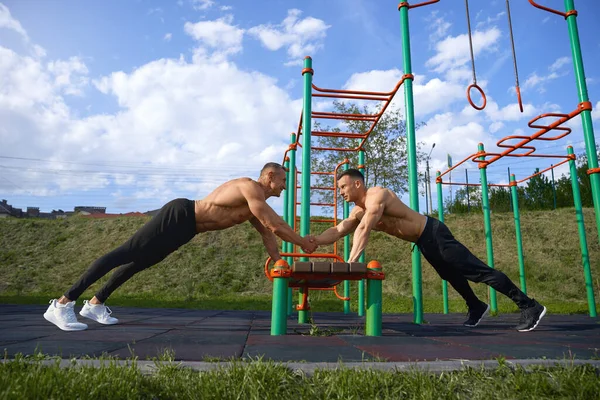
[312,168,547,332]
[44,162,317,331]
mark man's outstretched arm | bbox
[313,211,360,245]
[347,196,384,262]
[242,183,317,253]
[249,217,283,262]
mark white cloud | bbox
[0,3,28,40]
[426,27,501,78]
[475,11,505,29]
[523,56,571,93]
[341,69,464,119]
[484,99,537,122]
[191,0,214,10]
[489,121,504,133]
[47,56,89,96]
[184,15,244,59]
[164,33,172,42]
[549,56,570,72]
[247,9,330,65]
[221,5,232,11]
[1,18,307,209]
[426,11,451,44]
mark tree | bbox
[489,186,512,213]
[447,185,482,214]
[523,169,554,210]
[310,101,426,211]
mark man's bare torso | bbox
[355,187,427,243]
[193,178,256,233]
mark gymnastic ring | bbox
[467,83,487,111]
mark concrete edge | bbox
[2,359,599,376]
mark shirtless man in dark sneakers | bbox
[44,162,317,331]
[312,168,546,332]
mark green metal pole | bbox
[564,0,600,243]
[358,150,366,317]
[282,157,289,255]
[287,133,297,316]
[343,163,351,314]
[510,174,527,294]
[298,57,313,324]
[399,2,423,324]
[568,146,597,317]
[366,261,382,336]
[436,171,449,314]
[478,143,497,312]
[281,157,292,317]
[271,261,290,335]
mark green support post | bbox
[343,163,351,314]
[568,146,597,317]
[270,260,291,335]
[281,157,292,316]
[287,133,297,316]
[564,0,600,243]
[366,261,383,336]
[358,150,366,317]
[398,2,423,324]
[436,171,449,314]
[510,174,527,294]
[478,143,498,312]
[282,157,289,254]
[298,57,313,324]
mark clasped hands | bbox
[300,235,319,254]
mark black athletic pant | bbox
[416,217,534,310]
[64,198,198,303]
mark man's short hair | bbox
[260,162,284,177]
[337,168,364,182]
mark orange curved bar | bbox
[587,167,600,176]
[311,131,368,139]
[334,285,350,301]
[312,83,399,97]
[528,0,567,18]
[516,86,524,113]
[264,253,345,282]
[312,146,360,152]
[467,83,487,110]
[398,0,439,10]
[477,102,591,167]
[313,93,389,101]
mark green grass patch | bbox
[1,353,599,399]
[0,208,598,314]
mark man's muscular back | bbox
[355,187,427,243]
[193,178,259,233]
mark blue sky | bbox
[1,0,599,215]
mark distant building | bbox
[0,199,22,218]
[0,200,109,219]
[74,206,107,215]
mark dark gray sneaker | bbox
[463,302,490,327]
[516,300,546,332]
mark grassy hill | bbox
[0,208,598,314]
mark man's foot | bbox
[463,302,490,327]
[516,300,546,332]
[43,299,88,331]
[79,300,119,325]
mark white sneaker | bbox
[43,299,88,331]
[79,300,119,325]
